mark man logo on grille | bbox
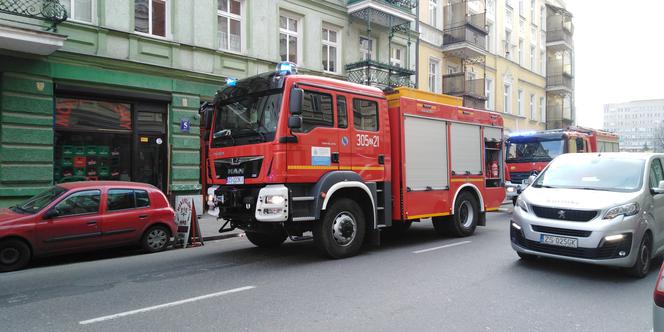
[557,210,566,219]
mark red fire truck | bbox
[504,126,619,203]
[201,63,505,258]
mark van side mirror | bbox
[524,174,537,185]
[288,115,302,129]
[653,180,664,195]
[290,88,303,115]
[43,209,58,220]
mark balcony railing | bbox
[346,60,415,88]
[0,0,68,31]
[546,29,573,46]
[443,72,486,108]
[347,0,417,13]
[443,25,487,50]
[546,74,573,90]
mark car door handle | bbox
[139,215,148,219]
[87,220,97,225]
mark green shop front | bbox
[0,54,219,208]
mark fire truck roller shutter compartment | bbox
[484,127,502,142]
[450,123,482,175]
[404,115,448,191]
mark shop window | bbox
[56,99,132,132]
[296,90,333,133]
[353,99,378,131]
[54,190,101,216]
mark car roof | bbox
[56,181,158,191]
[557,152,664,161]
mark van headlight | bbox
[516,197,529,213]
[603,203,639,220]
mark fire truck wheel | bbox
[245,229,288,248]
[433,191,479,237]
[314,198,366,258]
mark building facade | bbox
[604,100,664,152]
[416,0,574,134]
[0,0,418,207]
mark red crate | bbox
[73,156,87,168]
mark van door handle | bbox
[139,215,148,219]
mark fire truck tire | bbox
[245,230,288,248]
[313,198,366,258]
[433,191,478,237]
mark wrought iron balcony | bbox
[0,0,68,31]
[442,72,486,109]
[442,1,487,59]
[546,29,573,50]
[346,60,415,89]
[546,74,573,93]
[347,0,416,29]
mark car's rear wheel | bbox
[0,239,31,272]
[142,225,171,253]
[627,233,652,278]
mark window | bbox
[530,46,536,71]
[279,15,299,63]
[360,36,374,61]
[63,0,94,23]
[504,84,511,114]
[540,6,546,28]
[529,94,535,120]
[487,22,495,53]
[540,31,546,49]
[337,96,348,129]
[531,27,537,45]
[55,190,101,216]
[391,47,404,68]
[649,159,664,188]
[353,99,379,131]
[428,58,441,94]
[486,78,494,111]
[135,0,166,37]
[430,0,440,28]
[504,30,512,59]
[322,27,339,73]
[540,50,545,74]
[530,0,535,22]
[297,91,333,133]
[518,39,524,65]
[540,96,546,122]
[518,89,524,115]
[107,189,150,211]
[218,0,242,52]
[519,0,524,16]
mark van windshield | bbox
[533,157,645,192]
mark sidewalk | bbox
[196,213,245,242]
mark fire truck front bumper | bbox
[207,184,289,222]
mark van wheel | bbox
[313,198,366,258]
[627,233,652,278]
[0,239,31,272]
[433,191,479,237]
[142,225,171,253]
[245,229,288,248]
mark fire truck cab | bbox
[203,63,505,258]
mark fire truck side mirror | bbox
[288,115,302,129]
[200,102,214,130]
[290,88,304,115]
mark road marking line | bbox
[79,285,256,325]
[413,241,471,254]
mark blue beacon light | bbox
[225,77,237,87]
[276,61,297,75]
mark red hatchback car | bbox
[0,181,176,272]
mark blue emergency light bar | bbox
[276,61,297,75]
[225,77,237,87]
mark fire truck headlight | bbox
[207,194,216,203]
[265,195,286,205]
[506,186,515,193]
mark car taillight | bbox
[655,263,664,307]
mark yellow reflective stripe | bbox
[485,207,499,212]
[352,166,385,171]
[287,165,339,170]
[450,178,484,183]
[407,212,450,220]
[286,165,385,171]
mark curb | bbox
[202,232,244,242]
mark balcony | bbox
[546,74,573,94]
[546,5,574,51]
[0,0,68,55]
[545,101,573,130]
[347,0,416,28]
[442,1,487,59]
[345,60,415,89]
[546,29,573,51]
[442,72,486,109]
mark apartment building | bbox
[604,100,664,152]
[417,0,574,134]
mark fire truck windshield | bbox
[212,91,283,148]
[506,139,565,163]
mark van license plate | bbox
[540,234,578,248]
[227,176,244,185]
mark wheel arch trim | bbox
[452,184,485,215]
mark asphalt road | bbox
[0,211,658,331]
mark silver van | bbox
[510,152,664,278]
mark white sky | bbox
[566,0,664,128]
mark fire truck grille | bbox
[214,156,263,179]
[509,172,530,183]
[531,205,598,222]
